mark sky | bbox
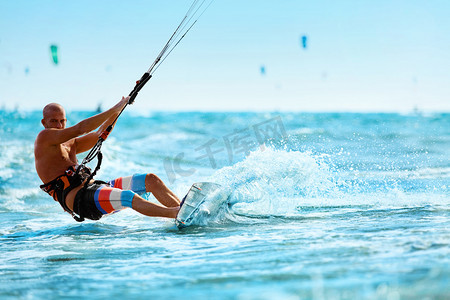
[1,0,449,112]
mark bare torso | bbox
[35,136,76,183]
[34,132,85,211]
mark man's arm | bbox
[75,97,129,154]
[38,97,129,147]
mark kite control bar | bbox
[96,71,152,144]
[128,72,152,105]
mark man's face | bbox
[42,109,66,129]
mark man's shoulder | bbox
[36,128,73,148]
[35,128,54,144]
[37,128,56,136]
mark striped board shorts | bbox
[93,173,147,215]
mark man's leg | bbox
[145,173,180,208]
[132,194,179,218]
[93,185,179,219]
[109,173,180,208]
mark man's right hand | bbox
[113,96,130,112]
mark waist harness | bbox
[40,165,91,218]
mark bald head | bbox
[42,103,67,129]
[43,103,65,119]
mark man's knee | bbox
[146,173,162,189]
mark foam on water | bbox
[203,147,450,222]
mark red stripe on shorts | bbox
[98,187,115,213]
[114,177,123,189]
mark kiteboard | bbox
[175,182,232,229]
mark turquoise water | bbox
[0,110,449,299]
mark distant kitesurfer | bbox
[34,97,180,221]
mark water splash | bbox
[205,147,449,220]
[205,148,337,218]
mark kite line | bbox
[76,0,214,186]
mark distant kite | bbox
[50,44,59,65]
[301,35,308,49]
[260,65,266,76]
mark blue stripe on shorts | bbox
[130,174,147,194]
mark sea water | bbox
[0,110,449,299]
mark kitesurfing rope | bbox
[75,0,214,202]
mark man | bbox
[34,96,180,221]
